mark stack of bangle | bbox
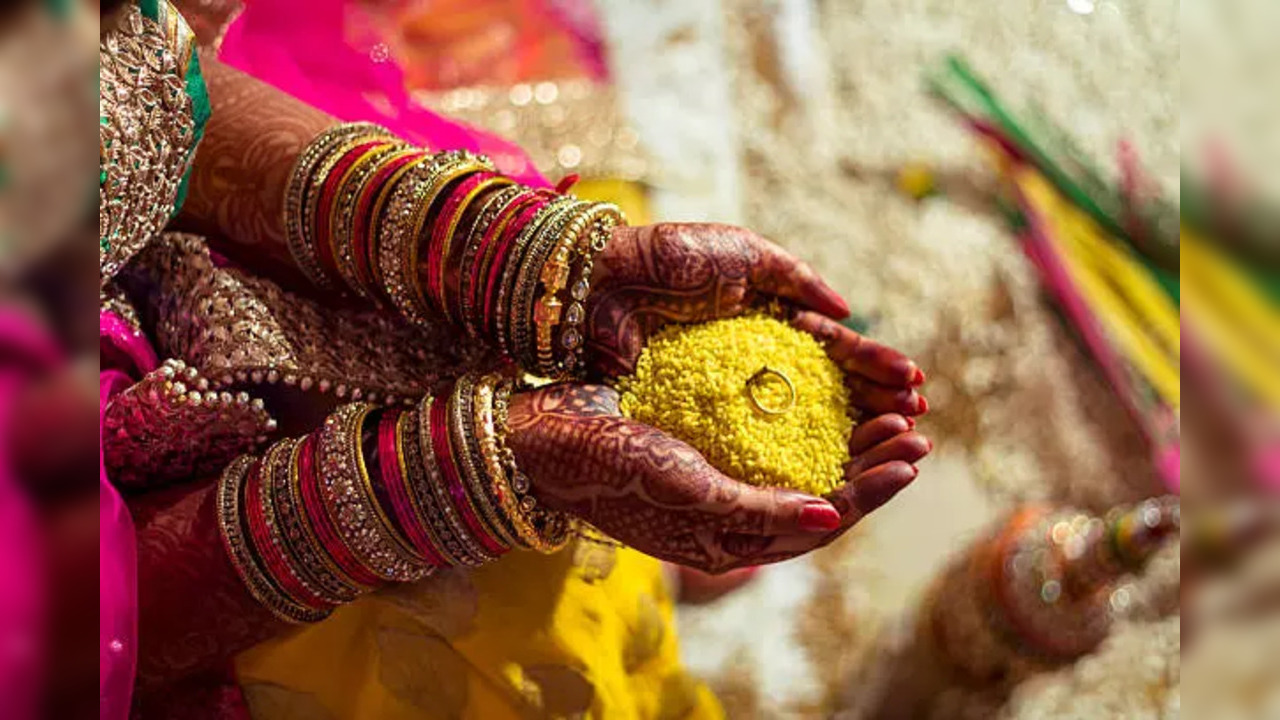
[217,370,571,623]
[286,122,626,378]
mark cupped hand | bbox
[505,383,931,574]
[586,222,851,378]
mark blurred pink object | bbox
[0,311,60,720]
[99,312,159,720]
[218,0,549,187]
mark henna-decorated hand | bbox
[506,383,931,573]
[589,222,931,417]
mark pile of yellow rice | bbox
[617,314,852,496]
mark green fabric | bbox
[173,49,210,214]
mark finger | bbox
[845,431,932,479]
[848,413,913,455]
[791,311,923,387]
[835,460,919,517]
[751,238,851,319]
[847,375,928,416]
[718,483,842,536]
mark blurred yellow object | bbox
[1182,228,1280,410]
[1013,168,1181,411]
[896,161,937,200]
[617,314,853,496]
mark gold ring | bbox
[746,366,796,415]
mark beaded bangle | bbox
[491,378,574,550]
[245,442,335,612]
[429,174,511,324]
[331,141,408,296]
[284,123,393,290]
[350,149,422,298]
[413,395,493,566]
[296,434,383,589]
[315,140,396,290]
[480,194,550,340]
[452,372,521,548]
[429,389,508,557]
[377,409,448,568]
[471,373,541,551]
[460,185,527,338]
[516,201,589,372]
[317,404,428,582]
[278,437,365,602]
[532,205,589,372]
[352,407,430,568]
[217,455,329,624]
[496,197,575,354]
[402,158,493,322]
[557,208,624,375]
[519,199,588,368]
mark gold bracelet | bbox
[557,206,624,376]
[473,373,543,550]
[281,437,369,601]
[499,197,576,359]
[453,372,521,548]
[533,203,594,373]
[514,201,587,372]
[460,184,526,339]
[330,141,408,298]
[436,176,513,325]
[491,378,574,552]
[216,455,329,623]
[317,403,429,582]
[284,123,394,290]
[415,394,494,566]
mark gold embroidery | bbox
[121,233,499,404]
[103,357,275,488]
[99,4,196,285]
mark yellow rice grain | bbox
[617,314,852,496]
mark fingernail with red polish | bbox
[799,503,841,532]
[911,368,927,386]
[917,396,929,414]
[905,416,916,429]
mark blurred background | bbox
[5,0,1280,716]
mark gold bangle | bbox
[557,206,624,376]
[496,197,574,357]
[509,199,581,365]
[416,394,494,566]
[330,141,407,298]
[436,176,513,325]
[281,437,369,601]
[284,123,394,290]
[474,373,545,551]
[460,184,526,339]
[397,403,468,568]
[532,204,591,372]
[491,378,574,552]
[746,366,797,415]
[216,455,329,623]
[405,156,494,321]
[352,408,428,566]
[453,373,520,548]
[317,404,428,581]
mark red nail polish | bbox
[917,396,929,414]
[799,504,841,532]
[905,416,916,429]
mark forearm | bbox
[173,57,334,288]
[131,372,567,688]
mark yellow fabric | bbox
[236,180,722,720]
[236,543,721,720]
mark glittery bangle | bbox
[512,200,584,369]
[318,403,428,582]
[297,434,382,590]
[497,197,574,355]
[532,205,589,372]
[353,407,431,568]
[315,140,394,289]
[470,373,541,550]
[377,409,448,567]
[414,395,493,566]
[331,142,409,297]
[460,185,527,338]
[452,373,521,548]
[217,455,329,624]
[557,207,624,376]
[481,195,550,340]
[430,389,508,557]
[402,158,493,322]
[492,379,574,551]
[398,405,467,567]
[284,123,392,290]
[350,149,423,298]
[276,437,364,602]
[428,174,511,325]
[246,441,335,612]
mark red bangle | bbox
[313,141,388,288]
[430,391,507,556]
[483,198,549,338]
[297,435,383,588]
[469,189,543,334]
[243,458,333,611]
[377,409,449,568]
[350,149,424,297]
[428,172,505,323]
